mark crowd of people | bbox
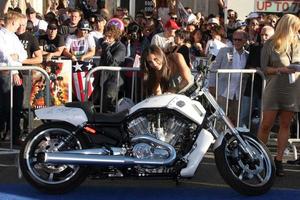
[0,0,300,177]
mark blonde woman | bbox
[258,14,300,176]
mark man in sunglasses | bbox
[240,25,274,129]
[208,29,249,126]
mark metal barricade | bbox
[212,68,300,159]
[288,114,300,159]
[213,69,266,129]
[85,66,141,113]
[0,66,50,158]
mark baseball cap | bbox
[77,20,91,31]
[235,20,247,29]
[207,18,220,25]
[26,7,36,15]
[164,19,180,30]
[246,12,259,20]
[47,22,58,30]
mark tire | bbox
[19,122,89,194]
[214,132,275,195]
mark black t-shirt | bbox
[177,45,190,67]
[39,34,65,53]
[17,31,40,58]
[244,44,263,97]
[58,24,77,39]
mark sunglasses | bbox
[233,38,243,42]
[171,17,177,20]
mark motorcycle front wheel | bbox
[19,122,89,194]
[214,133,275,195]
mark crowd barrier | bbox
[211,68,300,159]
[213,68,266,128]
[1,57,300,163]
[84,66,141,113]
[0,66,50,174]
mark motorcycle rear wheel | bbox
[19,122,89,194]
[214,133,275,195]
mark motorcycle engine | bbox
[127,111,198,160]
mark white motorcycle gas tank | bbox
[129,94,206,125]
[35,106,88,126]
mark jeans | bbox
[240,94,261,129]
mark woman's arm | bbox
[172,53,193,92]
[261,42,296,75]
[263,66,296,75]
[152,82,162,95]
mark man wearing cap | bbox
[39,21,65,61]
[26,6,48,37]
[151,19,179,52]
[63,20,95,62]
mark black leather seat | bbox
[93,109,128,123]
[65,101,128,123]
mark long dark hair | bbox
[140,45,170,95]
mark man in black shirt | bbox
[58,9,82,39]
[39,22,65,61]
[16,16,42,143]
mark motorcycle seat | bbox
[93,109,128,123]
[64,101,128,123]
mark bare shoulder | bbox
[170,52,184,61]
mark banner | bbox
[72,60,95,102]
[30,60,72,108]
[254,0,300,13]
[177,1,189,23]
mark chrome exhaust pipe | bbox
[43,135,176,166]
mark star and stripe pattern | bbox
[72,61,94,101]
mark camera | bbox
[129,32,138,40]
[127,23,140,41]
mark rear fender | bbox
[35,106,88,126]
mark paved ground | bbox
[0,128,300,200]
[0,140,300,189]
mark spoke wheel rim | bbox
[24,128,82,185]
[224,135,272,187]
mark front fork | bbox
[201,88,256,160]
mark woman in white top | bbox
[205,25,231,60]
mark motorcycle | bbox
[19,75,275,195]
